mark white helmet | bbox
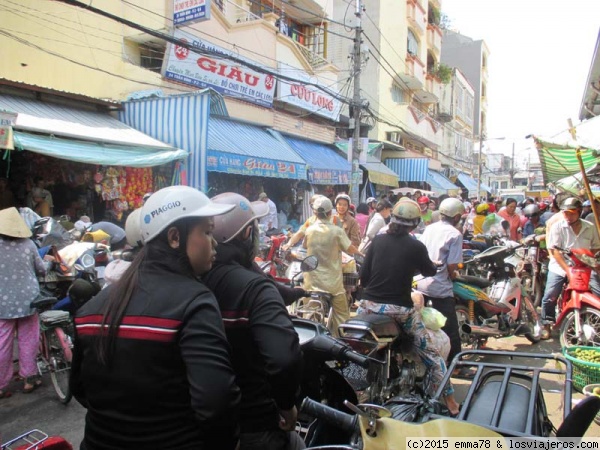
[125,208,143,247]
[390,198,421,226]
[140,186,234,243]
[334,193,351,206]
[210,193,269,243]
[439,198,465,218]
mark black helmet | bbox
[523,204,540,218]
[560,197,583,211]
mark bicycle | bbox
[29,296,73,404]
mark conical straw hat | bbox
[0,207,33,238]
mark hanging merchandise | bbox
[124,167,154,209]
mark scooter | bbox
[552,247,600,347]
[515,234,548,309]
[454,241,542,350]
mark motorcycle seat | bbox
[454,275,492,289]
[344,313,399,338]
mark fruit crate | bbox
[563,346,600,392]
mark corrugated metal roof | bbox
[209,118,305,164]
[0,94,171,148]
[385,158,429,182]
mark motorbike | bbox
[292,317,370,447]
[255,228,290,282]
[454,240,542,350]
[552,247,600,347]
[515,234,548,309]
[1,429,72,450]
[298,350,600,448]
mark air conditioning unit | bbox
[388,131,401,143]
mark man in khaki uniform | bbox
[303,197,360,337]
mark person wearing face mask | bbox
[204,193,304,450]
[416,198,465,373]
[539,197,600,339]
[70,186,241,450]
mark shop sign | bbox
[163,30,276,108]
[0,111,17,126]
[207,150,306,179]
[0,126,14,150]
[277,65,342,121]
[308,168,350,185]
[173,0,210,26]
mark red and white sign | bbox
[162,30,276,107]
[277,65,341,121]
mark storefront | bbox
[0,88,187,223]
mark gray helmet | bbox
[560,197,583,211]
[523,204,540,218]
[211,192,269,243]
[390,198,421,226]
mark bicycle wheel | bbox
[47,328,73,404]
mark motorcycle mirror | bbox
[501,220,510,231]
[73,264,84,272]
[300,255,318,272]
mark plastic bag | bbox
[385,394,449,422]
[421,307,447,331]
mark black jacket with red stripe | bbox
[70,245,240,450]
[202,242,303,433]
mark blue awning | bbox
[280,134,351,185]
[207,118,307,180]
[334,141,398,187]
[427,169,459,194]
[385,158,429,182]
[13,131,188,167]
[457,172,479,192]
[480,183,492,193]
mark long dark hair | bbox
[95,217,198,365]
[387,222,413,236]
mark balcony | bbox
[399,54,425,90]
[413,73,439,103]
[426,24,442,57]
[407,0,426,35]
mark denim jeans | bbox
[541,270,600,322]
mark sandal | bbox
[0,389,12,399]
[452,367,477,380]
[23,376,42,394]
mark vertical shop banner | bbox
[277,64,342,121]
[206,150,306,179]
[0,112,17,150]
[174,0,211,25]
[162,30,276,107]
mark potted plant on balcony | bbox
[430,63,452,84]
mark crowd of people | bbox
[2,183,600,449]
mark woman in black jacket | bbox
[71,186,241,450]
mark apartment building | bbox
[580,30,600,120]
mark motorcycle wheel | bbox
[559,307,600,348]
[455,305,482,351]
[520,297,542,343]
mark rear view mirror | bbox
[301,255,318,272]
[80,253,95,270]
[501,220,510,231]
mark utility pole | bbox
[510,142,515,188]
[477,133,483,201]
[349,0,362,205]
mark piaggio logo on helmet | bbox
[144,201,182,224]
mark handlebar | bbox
[300,397,358,435]
[303,333,371,368]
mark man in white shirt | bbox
[258,192,278,231]
[417,197,465,367]
[541,197,600,339]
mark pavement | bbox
[1,331,598,447]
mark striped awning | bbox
[385,158,429,182]
[120,92,212,191]
[334,141,398,187]
[534,136,600,184]
[427,169,459,195]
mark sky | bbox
[442,0,600,168]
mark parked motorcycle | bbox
[255,229,290,282]
[516,234,548,308]
[552,247,600,347]
[299,350,599,447]
[454,242,542,350]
